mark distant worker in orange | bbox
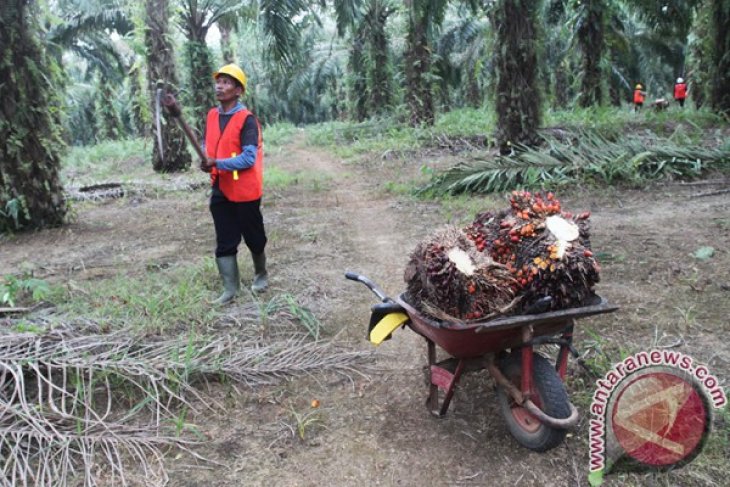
[633,84,646,111]
[674,77,688,107]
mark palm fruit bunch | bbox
[404,226,517,321]
[465,190,600,312]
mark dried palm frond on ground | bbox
[466,191,599,312]
[0,317,371,487]
[404,226,517,322]
[66,180,208,202]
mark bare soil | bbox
[1,132,728,486]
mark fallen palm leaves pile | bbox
[0,303,371,486]
[405,191,600,323]
[418,130,730,195]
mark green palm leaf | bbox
[419,130,730,195]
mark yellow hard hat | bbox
[213,64,247,90]
[635,83,642,89]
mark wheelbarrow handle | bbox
[345,271,391,303]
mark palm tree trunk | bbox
[405,0,434,126]
[219,22,235,64]
[553,62,569,109]
[0,0,67,232]
[687,1,712,109]
[368,1,392,114]
[349,29,368,122]
[493,0,542,153]
[711,0,730,114]
[577,0,604,107]
[144,0,192,173]
[465,66,482,108]
[183,37,215,135]
[128,61,152,137]
[95,75,123,141]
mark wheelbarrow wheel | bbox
[496,352,570,452]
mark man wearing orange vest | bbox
[201,64,268,303]
[674,77,688,107]
[633,84,646,111]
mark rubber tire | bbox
[496,352,571,452]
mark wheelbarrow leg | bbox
[426,338,466,417]
[521,325,534,399]
[556,320,575,380]
[427,339,438,412]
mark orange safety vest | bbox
[633,89,645,104]
[674,83,687,100]
[205,108,264,202]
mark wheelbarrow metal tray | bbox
[395,293,617,359]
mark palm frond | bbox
[419,130,730,195]
[260,0,311,67]
[47,7,132,50]
[332,0,364,35]
[0,311,372,486]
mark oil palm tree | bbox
[145,0,192,172]
[434,12,490,109]
[177,0,244,132]
[492,0,542,152]
[575,0,606,106]
[178,0,314,130]
[710,0,730,113]
[365,0,395,113]
[404,0,449,126]
[45,0,133,143]
[1,0,67,232]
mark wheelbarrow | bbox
[346,271,618,452]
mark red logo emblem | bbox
[610,370,710,467]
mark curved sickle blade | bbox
[155,88,165,162]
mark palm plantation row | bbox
[1,0,729,232]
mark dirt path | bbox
[198,134,729,487]
[3,132,727,486]
[170,133,585,487]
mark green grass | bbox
[265,166,331,191]
[305,105,726,162]
[1,272,50,307]
[433,107,496,137]
[263,122,299,150]
[49,259,219,333]
[437,193,505,225]
[61,138,148,184]
[306,108,497,158]
[265,165,300,189]
[47,258,326,337]
[306,118,422,158]
[545,106,726,139]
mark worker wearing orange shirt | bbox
[633,84,646,111]
[674,77,688,107]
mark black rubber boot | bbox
[212,255,240,304]
[251,251,268,293]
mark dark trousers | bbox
[676,98,685,107]
[210,189,267,257]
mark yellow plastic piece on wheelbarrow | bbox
[370,312,409,345]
